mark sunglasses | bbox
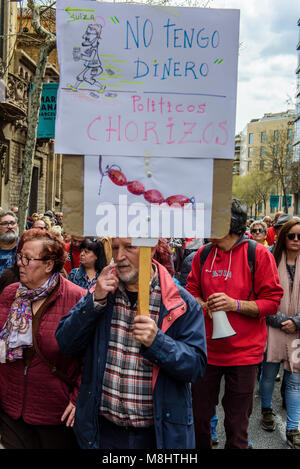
[250,228,265,234]
[287,233,300,241]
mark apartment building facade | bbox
[233,133,241,176]
[239,110,295,216]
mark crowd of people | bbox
[0,202,299,449]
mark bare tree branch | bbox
[18,0,57,234]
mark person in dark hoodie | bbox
[186,199,284,449]
[179,239,204,288]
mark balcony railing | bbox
[0,72,29,122]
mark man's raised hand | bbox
[94,264,119,300]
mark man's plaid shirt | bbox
[99,268,161,427]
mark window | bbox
[18,146,24,173]
[293,145,300,163]
[248,147,253,158]
[247,161,252,172]
[295,120,300,142]
[261,131,266,143]
[287,143,292,156]
[260,159,264,170]
[248,133,253,144]
[274,130,278,141]
[28,167,39,215]
[287,128,293,140]
[273,145,278,156]
[260,146,265,158]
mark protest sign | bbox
[84,155,213,238]
[62,155,233,239]
[55,0,240,159]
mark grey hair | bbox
[0,210,18,222]
[249,220,267,232]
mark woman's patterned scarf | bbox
[0,273,59,363]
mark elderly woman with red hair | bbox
[0,229,85,449]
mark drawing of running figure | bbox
[68,23,106,93]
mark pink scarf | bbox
[0,273,59,363]
[277,251,300,317]
[266,252,300,372]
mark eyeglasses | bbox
[0,221,17,227]
[287,233,300,241]
[250,228,265,234]
[16,253,49,266]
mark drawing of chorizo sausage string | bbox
[98,155,195,207]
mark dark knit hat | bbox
[274,214,293,228]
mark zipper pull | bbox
[24,365,28,376]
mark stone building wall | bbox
[0,4,62,215]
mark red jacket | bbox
[186,238,283,366]
[64,243,81,275]
[266,226,276,246]
[0,275,85,425]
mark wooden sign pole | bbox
[132,238,158,317]
[137,246,152,316]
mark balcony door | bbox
[28,166,39,216]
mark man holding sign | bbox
[56,237,207,449]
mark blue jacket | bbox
[55,261,207,449]
[68,265,99,290]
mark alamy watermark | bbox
[92,195,205,238]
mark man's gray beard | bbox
[117,267,139,286]
[0,231,18,244]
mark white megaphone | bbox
[211,311,236,340]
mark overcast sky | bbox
[210,0,299,134]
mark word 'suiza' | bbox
[67,12,95,23]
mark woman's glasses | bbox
[250,228,265,234]
[287,233,300,241]
[16,253,49,266]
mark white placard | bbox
[55,0,240,158]
[84,155,213,238]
